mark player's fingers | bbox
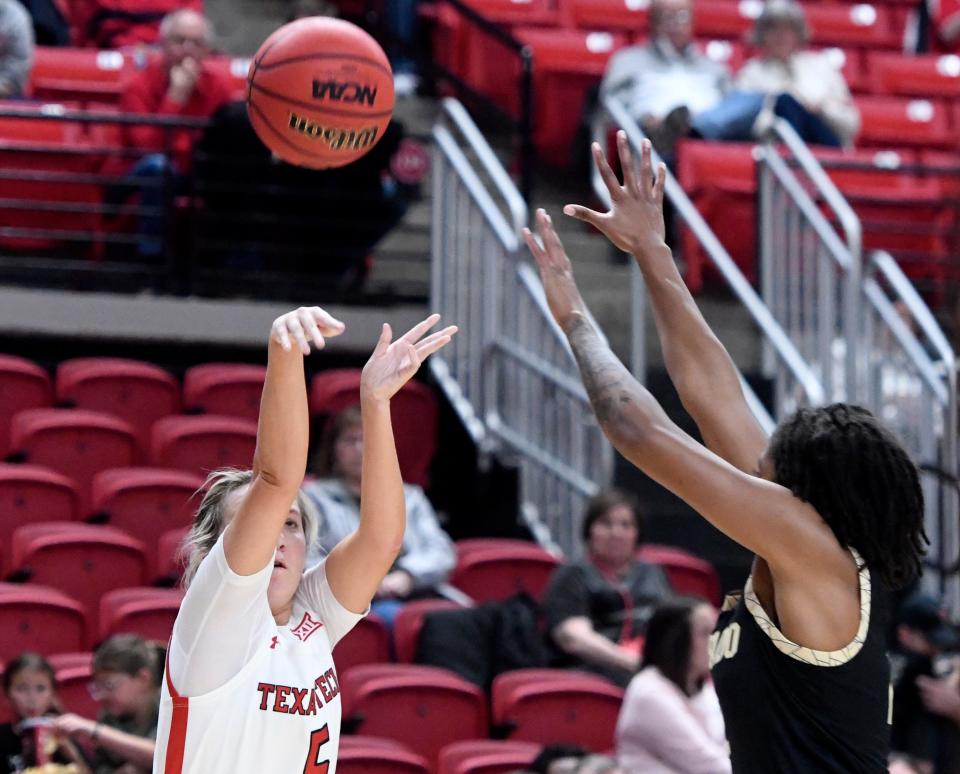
[399,313,441,344]
[298,307,326,350]
[522,227,546,263]
[563,204,603,227]
[539,210,566,256]
[619,131,641,197]
[593,142,623,199]
[286,317,310,355]
[373,322,392,356]
[415,326,458,354]
[272,320,292,352]
[654,161,666,206]
[310,307,345,336]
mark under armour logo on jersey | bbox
[291,612,323,643]
[270,636,279,650]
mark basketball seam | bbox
[248,81,394,119]
[255,52,393,78]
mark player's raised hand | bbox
[270,306,345,355]
[523,208,588,331]
[564,131,667,259]
[361,314,457,401]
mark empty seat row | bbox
[0,357,440,487]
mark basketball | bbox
[246,17,395,169]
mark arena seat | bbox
[462,0,558,26]
[438,739,541,774]
[0,583,87,661]
[90,467,203,576]
[182,363,266,422]
[637,544,722,606]
[0,464,80,571]
[0,354,53,459]
[157,526,189,584]
[491,669,624,752]
[337,745,431,774]
[692,0,762,39]
[56,357,181,451]
[49,651,98,719]
[560,0,650,36]
[99,586,184,642]
[675,139,757,292]
[803,4,898,49]
[869,52,960,99]
[450,542,560,603]
[204,56,254,102]
[150,415,258,475]
[393,599,464,663]
[310,370,438,488]
[853,96,956,149]
[332,614,392,676]
[29,47,131,105]
[8,522,147,639]
[9,408,138,512]
[341,664,488,768]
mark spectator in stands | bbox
[0,0,33,99]
[616,598,730,773]
[541,489,672,687]
[1,653,81,771]
[52,634,161,774]
[518,746,623,774]
[116,8,232,257]
[917,661,960,773]
[889,592,960,774]
[600,0,730,159]
[302,405,455,626]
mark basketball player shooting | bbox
[524,132,927,772]
[152,307,456,774]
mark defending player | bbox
[524,132,926,772]
[152,307,456,773]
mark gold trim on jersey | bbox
[743,549,870,667]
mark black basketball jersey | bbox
[711,551,891,773]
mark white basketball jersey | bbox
[153,537,363,774]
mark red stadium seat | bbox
[560,0,650,35]
[869,52,960,98]
[9,408,138,512]
[29,47,131,105]
[0,583,87,660]
[157,526,189,584]
[692,0,761,39]
[0,464,80,571]
[99,586,183,642]
[393,599,464,663]
[804,4,898,49]
[56,358,180,451]
[203,56,254,102]
[637,544,722,606]
[48,652,98,718]
[462,0,558,25]
[182,363,266,422]
[150,415,258,475]
[438,740,541,774]
[341,664,488,768]
[450,542,560,603]
[337,745,431,774]
[9,522,147,638]
[0,354,52,459]
[491,669,624,751]
[853,96,956,149]
[90,467,202,577]
[332,614,392,676]
[675,139,757,292]
[311,370,439,488]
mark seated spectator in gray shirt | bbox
[302,405,455,626]
[0,0,32,99]
[600,0,729,157]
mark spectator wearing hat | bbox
[889,592,960,774]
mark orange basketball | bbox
[246,17,395,169]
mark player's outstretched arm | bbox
[224,307,345,576]
[325,315,457,613]
[523,211,832,574]
[564,132,767,474]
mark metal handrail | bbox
[596,94,825,412]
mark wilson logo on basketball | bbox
[311,79,378,106]
[288,111,380,151]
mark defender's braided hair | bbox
[768,403,927,589]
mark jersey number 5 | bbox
[304,725,330,774]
